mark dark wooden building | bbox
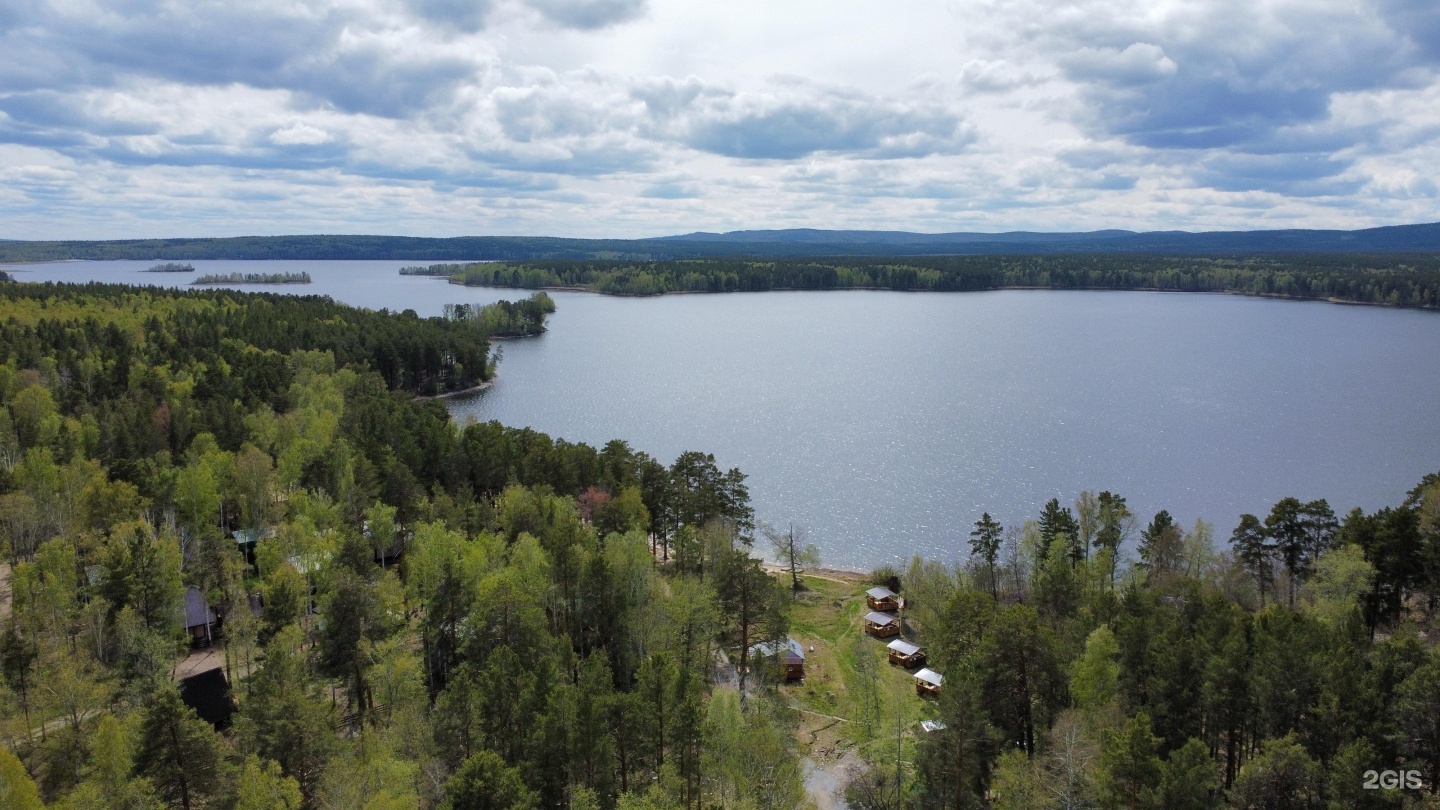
[749,637,806,681]
[182,586,217,647]
[179,667,236,729]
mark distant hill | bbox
[2,222,1439,262]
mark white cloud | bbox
[0,0,1437,237]
[270,123,334,145]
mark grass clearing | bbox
[776,573,937,769]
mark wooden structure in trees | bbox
[179,667,236,729]
[182,586,217,647]
[748,637,806,681]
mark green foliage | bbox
[1229,734,1324,810]
[1071,624,1121,713]
[0,748,45,810]
[136,685,226,810]
[235,755,302,810]
[440,750,538,810]
[436,253,1440,309]
[192,271,311,284]
[443,292,555,337]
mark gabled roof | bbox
[183,586,215,630]
[866,586,898,600]
[864,611,899,626]
[914,668,943,687]
[887,639,921,656]
[179,667,234,729]
[749,637,805,663]
[233,527,275,545]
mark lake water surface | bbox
[8,259,1440,569]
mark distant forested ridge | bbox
[5,221,1440,262]
[439,254,1440,308]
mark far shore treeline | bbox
[423,254,1440,309]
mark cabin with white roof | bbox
[914,667,943,697]
[864,610,901,638]
[886,638,927,668]
[866,586,901,612]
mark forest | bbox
[442,292,556,339]
[192,273,312,286]
[441,255,1440,309]
[0,277,1437,809]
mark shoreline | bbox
[443,279,1438,311]
[415,377,496,401]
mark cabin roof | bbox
[887,639,921,656]
[233,527,275,546]
[749,637,805,663]
[864,611,899,626]
[914,668,944,687]
[183,586,215,630]
[179,667,234,729]
[866,586,897,600]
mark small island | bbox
[144,262,195,272]
[444,291,555,337]
[399,264,457,276]
[192,271,312,285]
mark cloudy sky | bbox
[2,0,1438,239]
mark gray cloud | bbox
[526,0,647,29]
[646,83,974,160]
[409,0,495,32]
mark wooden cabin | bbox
[233,527,274,569]
[179,667,236,730]
[749,637,806,681]
[914,667,943,698]
[886,638,927,668]
[864,611,902,638]
[866,586,900,612]
[182,586,217,647]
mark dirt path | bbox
[798,711,861,810]
[0,562,11,622]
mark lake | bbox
[8,259,1440,569]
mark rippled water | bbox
[10,260,1440,569]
